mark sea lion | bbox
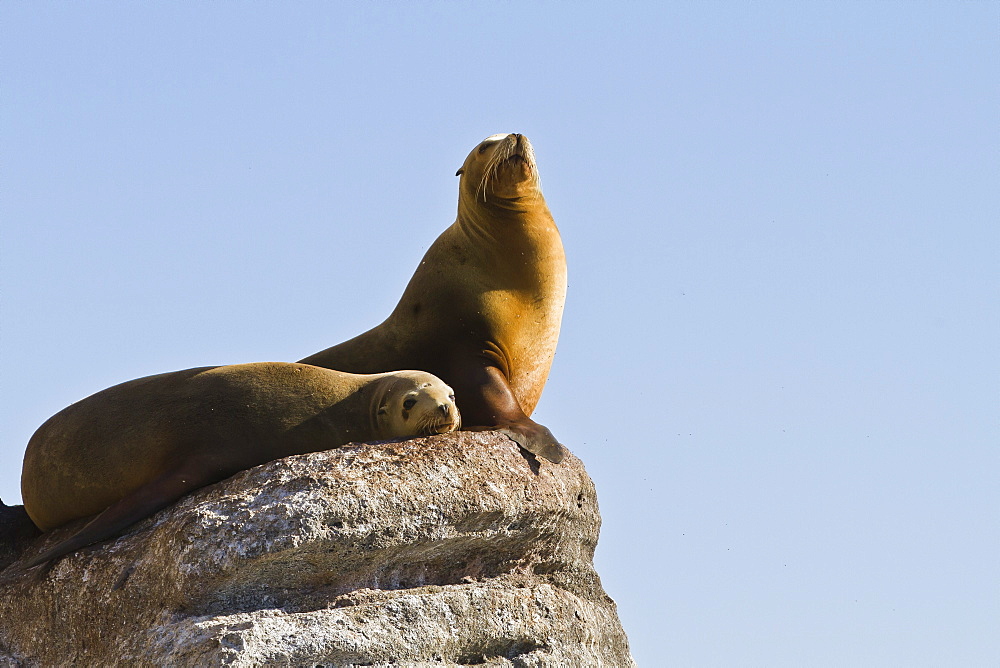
[19,363,458,569]
[299,133,568,463]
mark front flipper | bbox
[496,421,567,464]
[457,363,568,464]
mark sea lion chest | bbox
[395,216,566,409]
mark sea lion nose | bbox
[438,403,451,416]
[511,133,522,144]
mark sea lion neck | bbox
[456,191,551,240]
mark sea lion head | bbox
[455,133,541,203]
[374,371,460,438]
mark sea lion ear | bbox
[377,405,387,416]
[455,168,464,176]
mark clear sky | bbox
[2,3,997,665]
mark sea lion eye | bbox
[403,398,417,410]
[448,394,456,402]
[478,143,490,154]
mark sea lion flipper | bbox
[22,463,212,570]
[497,422,567,464]
[458,364,568,464]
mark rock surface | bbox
[0,431,634,666]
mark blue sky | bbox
[2,3,997,665]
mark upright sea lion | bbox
[19,363,458,569]
[300,133,568,463]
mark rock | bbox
[0,500,39,571]
[0,431,634,666]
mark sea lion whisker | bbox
[479,150,504,200]
[417,414,455,436]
